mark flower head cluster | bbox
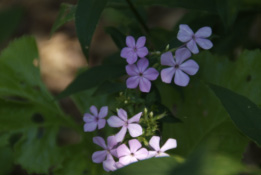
[83,105,177,172]
[121,36,159,93]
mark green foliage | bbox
[75,0,108,61]
[51,3,76,35]
[209,83,261,145]
[57,63,126,99]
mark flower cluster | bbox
[121,24,213,89]
[83,106,177,172]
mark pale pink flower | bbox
[117,139,148,166]
[107,109,142,142]
[148,136,177,158]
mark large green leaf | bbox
[50,3,76,35]
[160,50,261,160]
[75,0,108,61]
[0,36,74,173]
[209,83,261,145]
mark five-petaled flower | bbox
[117,139,148,166]
[120,36,149,64]
[92,136,118,171]
[107,109,143,142]
[126,58,159,93]
[148,136,177,158]
[177,24,213,54]
[161,48,199,87]
[83,106,108,132]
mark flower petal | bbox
[175,48,191,64]
[177,24,194,42]
[115,161,125,169]
[136,36,146,48]
[83,113,94,122]
[135,148,148,160]
[155,152,169,157]
[161,51,175,66]
[126,64,139,76]
[84,121,97,132]
[161,67,175,84]
[117,108,128,121]
[139,77,151,93]
[128,123,143,137]
[149,136,160,151]
[111,148,118,158]
[137,58,149,73]
[93,136,107,149]
[180,59,199,75]
[186,40,199,54]
[174,69,190,87]
[143,68,159,80]
[99,106,108,118]
[92,150,107,163]
[98,119,106,129]
[195,38,213,50]
[128,112,142,123]
[107,116,124,127]
[119,155,137,165]
[126,36,135,48]
[137,47,148,58]
[107,135,118,150]
[129,139,142,153]
[115,126,128,142]
[120,47,138,64]
[195,26,212,38]
[103,156,116,172]
[90,105,98,116]
[148,151,157,158]
[117,144,131,157]
[126,76,140,89]
[161,138,177,152]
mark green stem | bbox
[125,0,150,34]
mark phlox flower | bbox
[107,109,143,142]
[117,139,148,166]
[83,106,108,132]
[120,36,149,64]
[92,136,118,172]
[126,58,159,93]
[160,48,199,87]
[177,24,213,54]
[148,136,177,158]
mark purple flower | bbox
[92,136,118,171]
[148,136,177,158]
[107,109,143,142]
[160,48,199,87]
[120,36,149,64]
[83,106,108,132]
[117,139,148,166]
[177,24,213,54]
[126,58,159,93]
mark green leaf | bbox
[14,127,63,174]
[50,3,76,35]
[92,81,126,96]
[209,83,261,145]
[57,63,126,99]
[75,0,108,61]
[0,6,24,44]
[0,146,13,175]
